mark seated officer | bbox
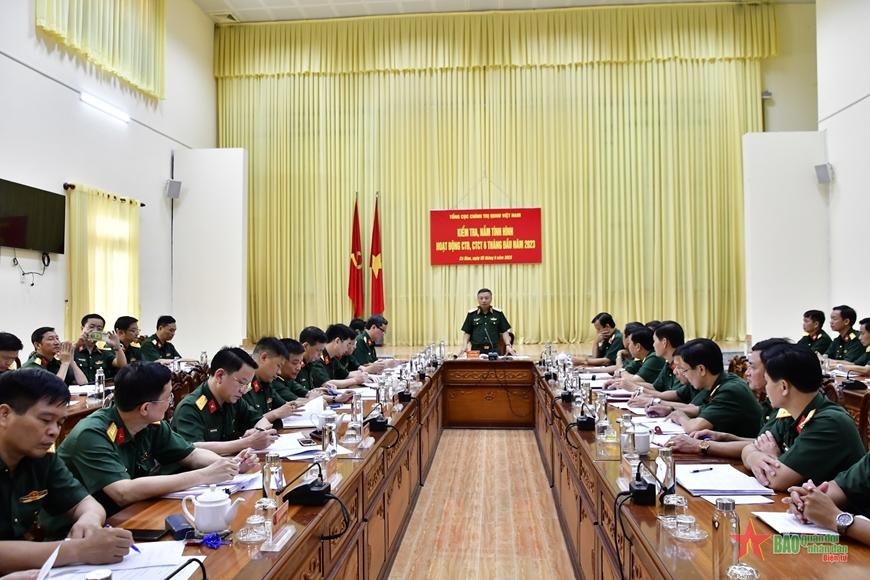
[740,343,865,491]
[573,312,623,367]
[603,324,656,383]
[825,305,864,363]
[140,315,184,363]
[652,339,761,438]
[274,339,314,402]
[0,333,23,374]
[343,332,385,374]
[21,327,86,386]
[797,309,832,354]
[311,325,368,392]
[614,326,666,384]
[353,315,402,369]
[837,317,870,375]
[458,289,516,356]
[113,316,142,365]
[73,314,126,383]
[45,362,258,528]
[0,370,133,574]
[626,321,685,395]
[171,347,280,454]
[296,326,329,392]
[349,318,366,335]
[242,337,303,428]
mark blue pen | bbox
[699,435,713,440]
[107,524,140,553]
[691,468,713,473]
[329,404,342,409]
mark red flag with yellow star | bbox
[348,195,364,318]
[370,194,384,315]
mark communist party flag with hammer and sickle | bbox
[370,193,384,315]
[348,193,364,318]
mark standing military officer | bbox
[458,288,515,356]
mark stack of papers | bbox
[611,402,647,415]
[340,386,377,400]
[701,495,774,506]
[45,541,188,579]
[161,472,261,499]
[282,396,328,428]
[676,464,774,496]
[579,373,613,380]
[631,417,686,435]
[603,388,634,400]
[265,433,354,459]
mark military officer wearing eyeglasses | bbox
[42,362,259,531]
[171,347,281,453]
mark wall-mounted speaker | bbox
[814,163,833,185]
[166,179,182,199]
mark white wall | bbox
[171,149,248,359]
[817,0,870,320]
[743,131,829,343]
[0,0,216,347]
[760,4,818,133]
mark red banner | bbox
[370,197,384,314]
[347,198,364,317]
[429,208,542,265]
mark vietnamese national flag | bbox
[370,195,384,315]
[348,196,364,317]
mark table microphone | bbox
[483,327,499,360]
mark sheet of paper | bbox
[161,472,261,499]
[753,511,837,535]
[650,434,673,448]
[676,464,774,496]
[603,388,634,399]
[282,396,327,428]
[632,417,686,435]
[701,495,774,506]
[610,402,647,415]
[48,541,186,577]
[336,386,377,400]
[49,557,206,580]
[265,433,354,459]
[36,544,60,580]
[579,373,613,380]
[68,385,96,396]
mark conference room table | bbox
[102,359,870,579]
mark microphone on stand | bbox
[483,327,499,360]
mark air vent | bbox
[211,13,239,24]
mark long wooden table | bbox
[103,360,870,579]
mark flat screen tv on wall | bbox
[0,178,65,254]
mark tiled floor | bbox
[388,430,575,580]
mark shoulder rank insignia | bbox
[195,395,208,411]
[847,333,855,342]
[802,332,810,337]
[468,308,478,313]
[796,409,816,433]
[152,339,158,345]
[492,306,502,312]
[106,422,118,442]
[775,408,792,419]
[131,341,141,348]
[253,380,260,393]
[208,400,218,414]
[34,357,43,366]
[19,490,48,504]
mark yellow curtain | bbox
[65,184,140,339]
[36,0,166,100]
[216,4,774,345]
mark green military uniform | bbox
[627,354,666,384]
[73,343,116,383]
[140,334,181,362]
[851,345,870,367]
[353,331,378,366]
[835,453,870,518]
[171,382,263,443]
[21,352,75,385]
[621,358,641,374]
[0,452,88,541]
[596,330,624,365]
[758,397,778,431]
[797,330,832,355]
[296,361,315,391]
[341,354,360,372]
[48,406,194,522]
[120,342,142,364]
[694,372,762,439]
[241,378,287,429]
[652,362,680,393]
[273,376,309,402]
[760,394,865,485]
[672,379,702,404]
[825,328,863,363]
[310,352,349,389]
[461,306,511,354]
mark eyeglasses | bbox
[225,372,252,393]
[377,326,387,333]
[150,392,175,406]
[676,367,692,375]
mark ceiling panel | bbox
[192,0,810,24]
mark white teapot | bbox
[182,484,245,534]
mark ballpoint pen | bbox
[106,524,140,553]
[691,468,713,473]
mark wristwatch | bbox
[836,512,855,535]
[699,440,711,455]
[653,397,662,405]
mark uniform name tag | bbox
[208,428,218,434]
